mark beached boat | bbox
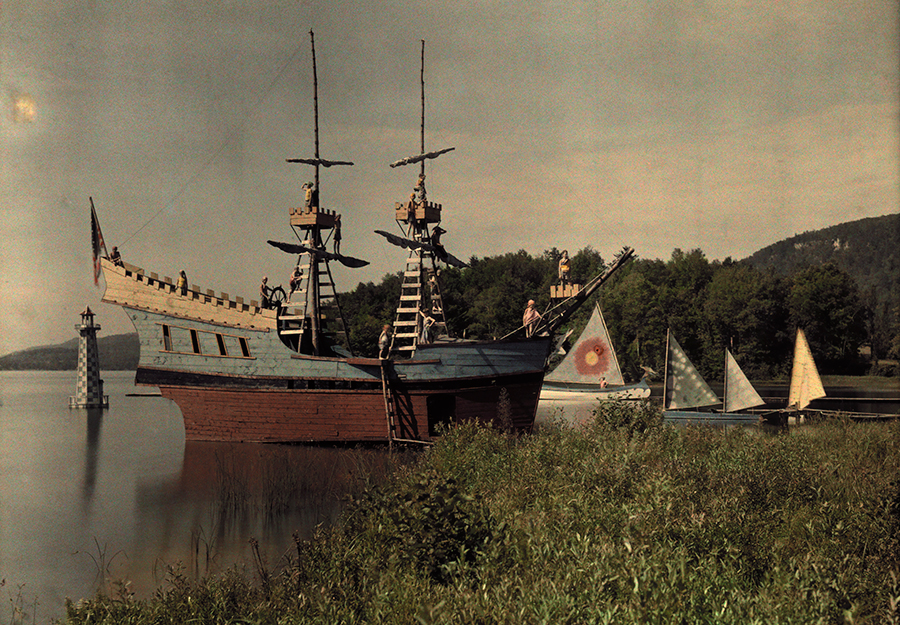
[539,304,650,402]
[95,35,632,444]
[662,330,764,425]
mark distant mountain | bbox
[0,333,139,370]
[744,213,899,309]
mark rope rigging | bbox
[119,38,311,247]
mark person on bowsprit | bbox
[176,270,188,296]
[558,250,571,285]
[260,276,272,309]
[289,266,303,294]
[378,324,392,359]
[109,246,123,267]
[333,214,342,255]
[523,299,542,337]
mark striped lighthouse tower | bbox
[69,306,109,409]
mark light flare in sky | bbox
[12,93,36,123]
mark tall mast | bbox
[312,30,321,194]
[284,30,354,357]
[419,39,425,179]
[309,30,321,351]
[383,41,459,356]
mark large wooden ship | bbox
[97,35,632,444]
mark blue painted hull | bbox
[103,261,551,442]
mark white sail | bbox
[788,328,826,410]
[546,304,625,385]
[664,332,719,410]
[724,349,765,412]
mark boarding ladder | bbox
[379,359,434,447]
[380,360,396,449]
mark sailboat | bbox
[96,35,633,444]
[786,328,827,413]
[663,331,765,424]
[539,304,651,402]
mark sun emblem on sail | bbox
[573,337,611,375]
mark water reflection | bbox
[130,440,411,585]
[81,407,104,510]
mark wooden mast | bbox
[285,30,354,356]
[387,40,456,356]
[309,30,322,355]
[311,30,321,198]
[419,40,425,180]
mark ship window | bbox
[190,329,201,354]
[239,337,251,357]
[216,334,228,356]
[162,325,172,351]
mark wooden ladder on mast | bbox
[390,241,448,355]
[278,248,349,352]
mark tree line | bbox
[341,247,897,380]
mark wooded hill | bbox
[0,333,139,370]
[742,213,899,377]
[3,214,896,376]
[746,214,899,317]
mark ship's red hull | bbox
[158,370,543,443]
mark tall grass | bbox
[63,404,900,624]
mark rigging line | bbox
[120,39,309,247]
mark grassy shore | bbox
[818,375,900,389]
[62,403,900,624]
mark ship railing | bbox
[118,261,271,316]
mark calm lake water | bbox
[0,370,400,623]
[2,370,897,622]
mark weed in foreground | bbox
[62,415,900,624]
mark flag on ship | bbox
[90,197,108,285]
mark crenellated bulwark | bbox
[100,258,277,331]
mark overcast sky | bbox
[1,0,897,355]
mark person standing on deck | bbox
[418,308,436,344]
[260,276,271,309]
[176,270,188,296]
[333,214,342,255]
[378,325,392,359]
[558,250,570,285]
[523,300,542,337]
[108,246,123,267]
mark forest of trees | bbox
[341,246,898,381]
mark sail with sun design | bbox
[540,304,651,401]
